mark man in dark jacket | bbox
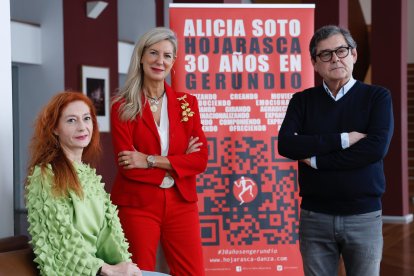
[278,25,394,276]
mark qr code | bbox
[197,136,300,246]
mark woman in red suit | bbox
[110,27,208,276]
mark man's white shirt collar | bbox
[323,77,356,101]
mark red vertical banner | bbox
[170,4,314,275]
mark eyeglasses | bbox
[316,46,352,62]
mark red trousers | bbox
[118,186,205,276]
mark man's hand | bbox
[300,158,311,166]
[349,131,367,146]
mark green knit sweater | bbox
[26,162,131,276]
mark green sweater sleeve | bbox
[95,192,131,264]
[26,166,104,276]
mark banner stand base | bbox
[382,214,413,224]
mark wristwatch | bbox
[147,155,156,168]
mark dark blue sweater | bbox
[278,81,394,215]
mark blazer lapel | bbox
[166,84,180,137]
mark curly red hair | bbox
[26,91,101,197]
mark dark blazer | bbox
[110,82,208,208]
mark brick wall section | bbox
[63,0,118,192]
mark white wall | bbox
[118,0,156,87]
[118,0,155,43]
[0,0,14,238]
[117,0,156,76]
[10,0,64,227]
[11,21,42,64]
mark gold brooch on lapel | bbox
[177,95,195,122]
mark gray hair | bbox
[309,25,357,61]
[114,27,178,121]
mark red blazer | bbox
[110,83,208,208]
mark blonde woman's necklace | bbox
[147,90,165,113]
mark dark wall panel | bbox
[63,0,118,191]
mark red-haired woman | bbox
[26,91,142,276]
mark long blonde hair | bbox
[113,27,177,121]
